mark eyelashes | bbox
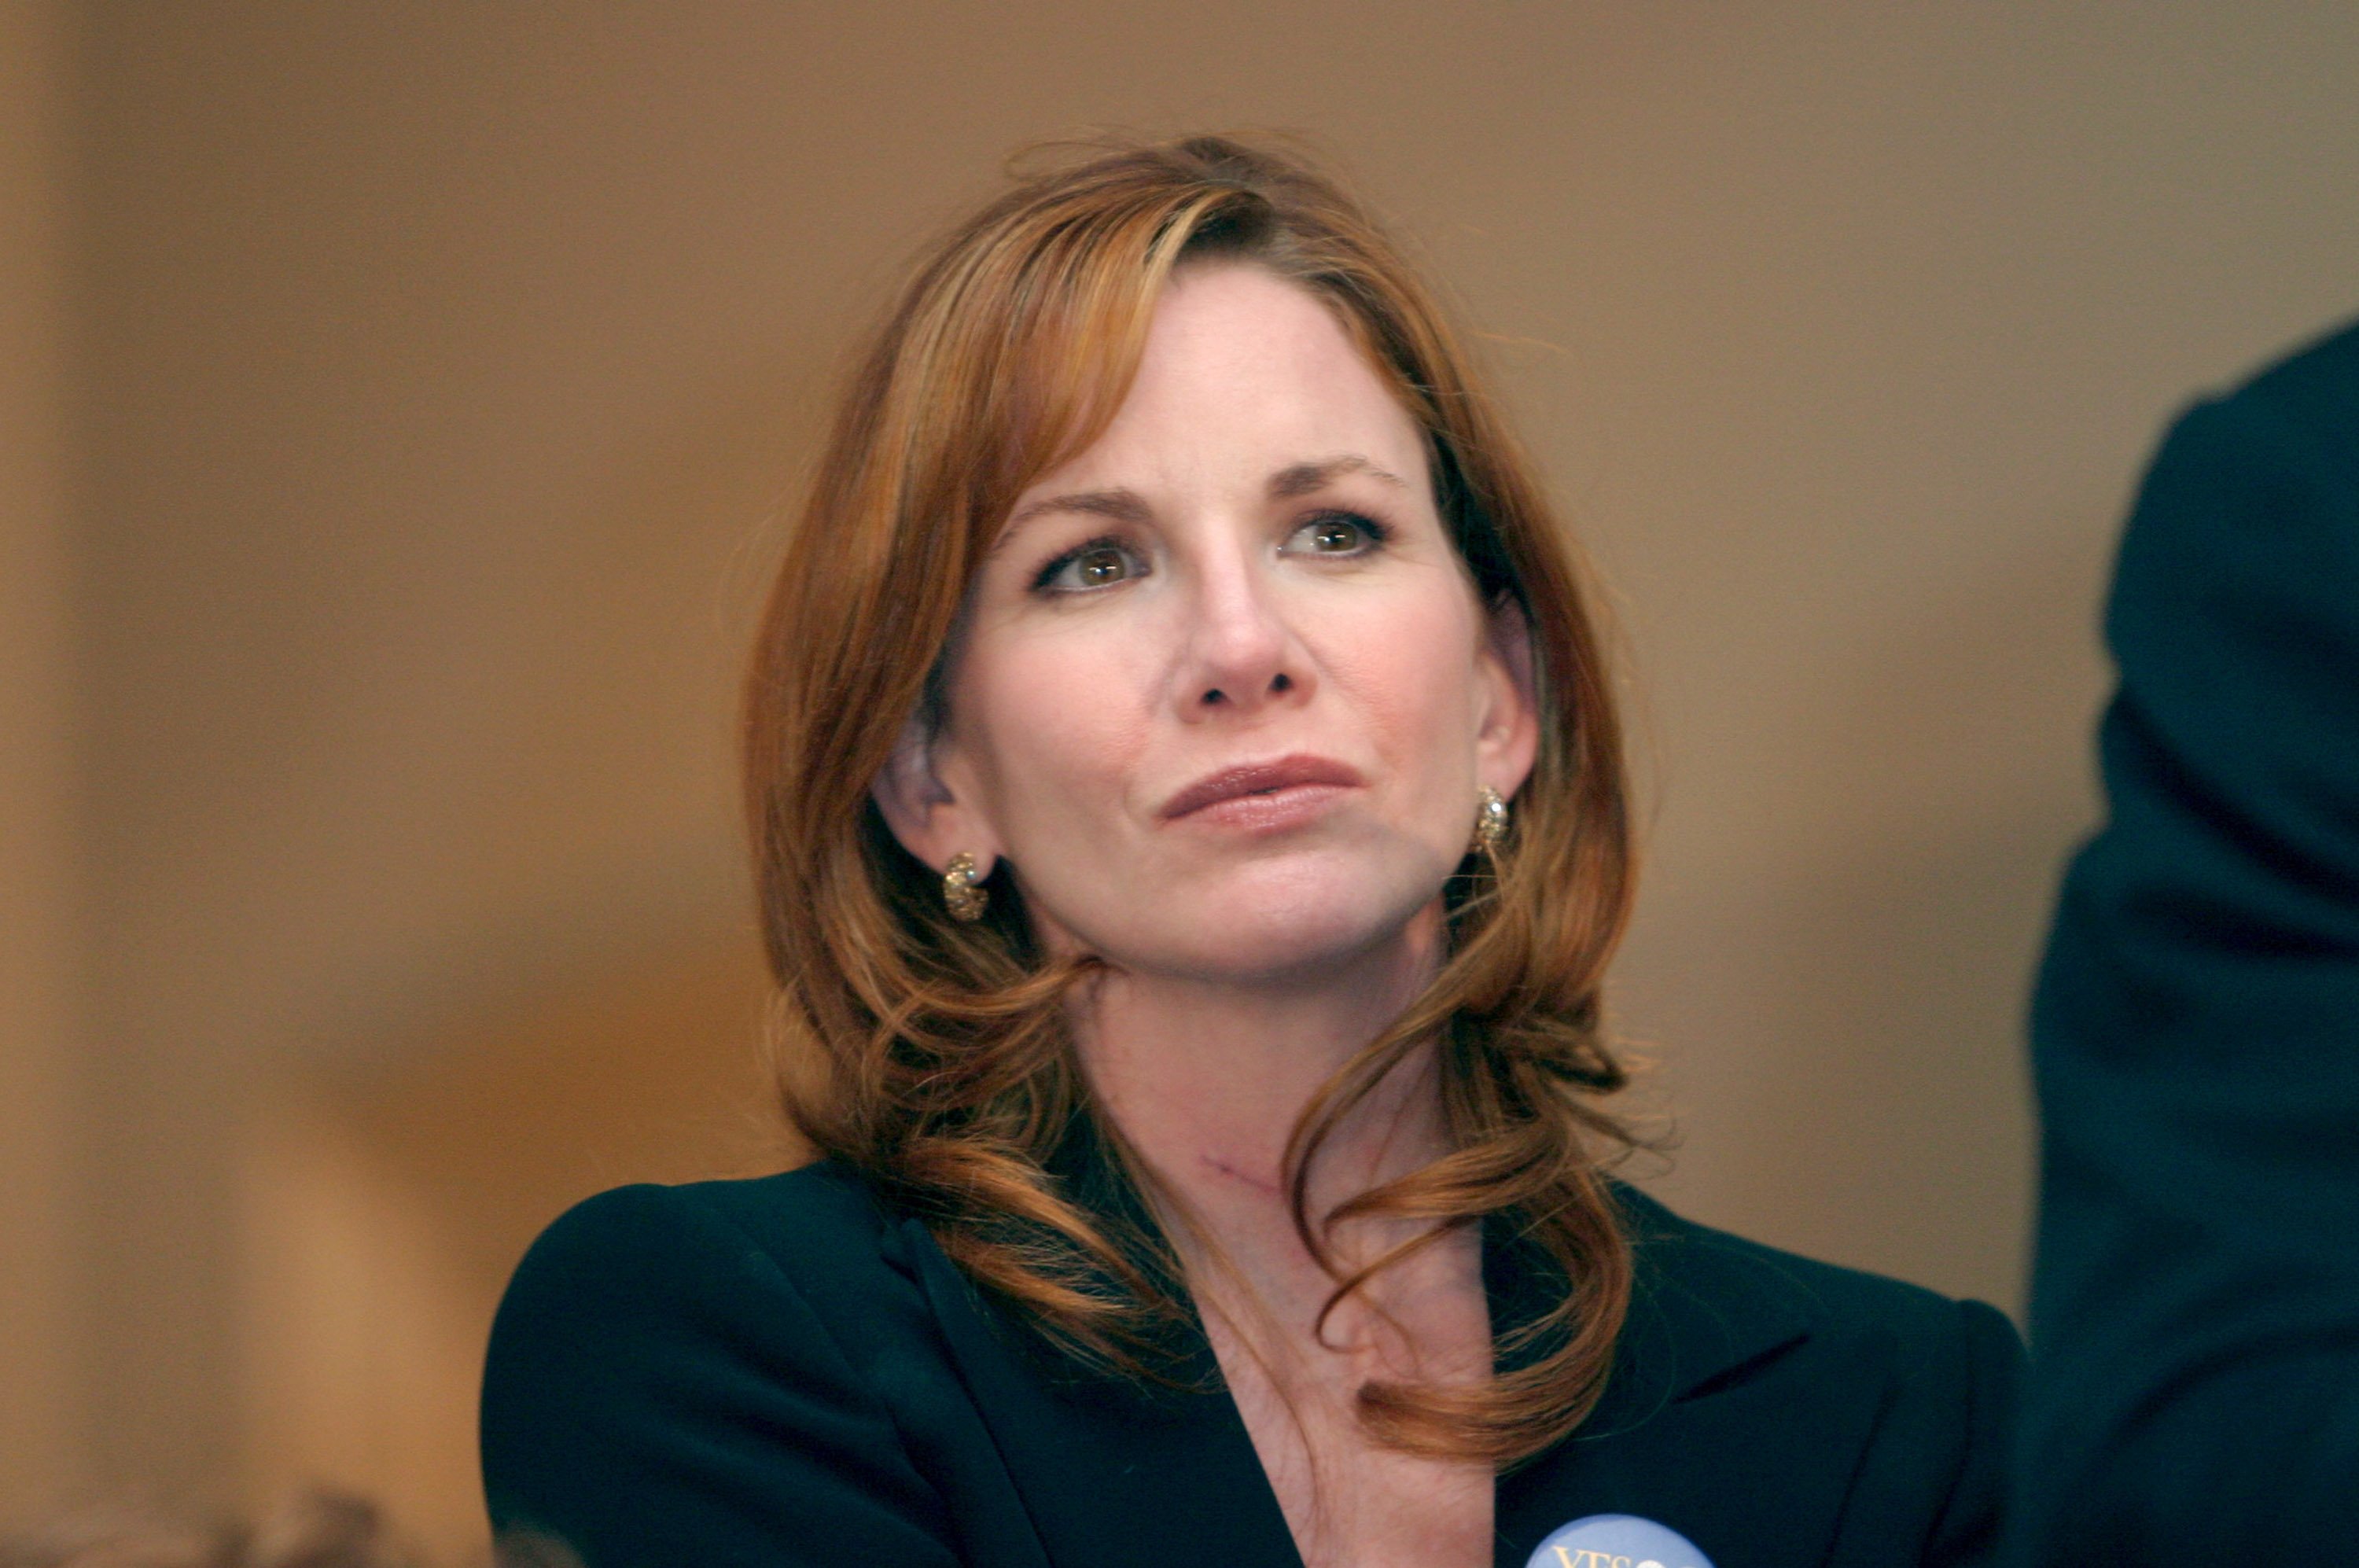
[1031,535,1145,593]
[1028,511,1393,596]
[1294,511,1391,556]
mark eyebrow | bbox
[1266,454,1411,499]
[1002,487,1154,533]
[1001,453,1411,539]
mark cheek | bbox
[955,629,1151,832]
[1316,581,1488,769]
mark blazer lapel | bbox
[1493,1190,1885,1568]
[905,1216,1305,1568]
[887,1150,1875,1568]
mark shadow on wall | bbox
[234,932,786,1566]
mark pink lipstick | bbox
[1159,753,1365,830]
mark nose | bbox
[1173,543,1314,720]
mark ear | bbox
[1474,596,1541,798]
[870,711,1002,879]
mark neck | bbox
[1074,904,1452,1235]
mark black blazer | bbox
[483,1163,2020,1567]
[2012,317,2359,1561]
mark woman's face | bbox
[878,263,1537,986]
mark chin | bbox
[1129,862,1444,985]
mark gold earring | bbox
[942,852,989,922]
[1473,787,1511,856]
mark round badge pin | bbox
[1525,1512,1713,1568]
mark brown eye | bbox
[1036,538,1149,593]
[1076,547,1129,585]
[1292,513,1381,555]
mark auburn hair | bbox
[742,134,1637,1466]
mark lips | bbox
[1159,753,1367,821]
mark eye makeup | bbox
[1032,533,1150,594]
[1283,510,1393,556]
[1026,506,1400,598]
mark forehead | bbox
[1025,263,1430,497]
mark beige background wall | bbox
[8,2,2359,1558]
[1,0,81,1527]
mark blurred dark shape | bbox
[0,1507,235,1568]
[240,1495,419,1568]
[0,1491,428,1568]
[484,1535,578,1568]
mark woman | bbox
[480,135,2020,1568]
